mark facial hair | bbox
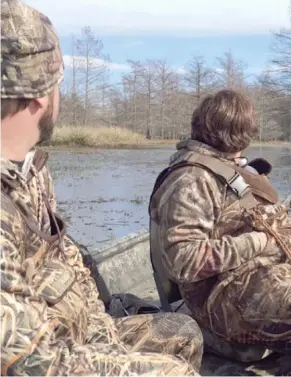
[36,96,55,146]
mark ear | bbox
[28,96,49,115]
[34,96,49,110]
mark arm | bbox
[0,195,100,376]
[2,196,189,376]
[158,172,267,284]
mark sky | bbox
[25,0,290,79]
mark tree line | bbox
[59,12,291,141]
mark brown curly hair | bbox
[191,89,258,153]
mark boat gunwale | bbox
[91,228,149,264]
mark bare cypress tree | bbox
[215,50,247,90]
[71,34,78,125]
[76,26,107,125]
[262,4,291,139]
[138,60,157,139]
[155,60,177,138]
[184,55,214,100]
[270,25,291,94]
[122,60,144,131]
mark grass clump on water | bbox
[130,196,144,205]
[50,126,146,148]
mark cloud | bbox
[63,55,130,72]
[175,67,187,75]
[25,0,290,36]
[63,55,187,75]
[123,40,145,48]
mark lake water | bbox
[48,146,291,249]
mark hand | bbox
[261,234,288,263]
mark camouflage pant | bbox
[115,312,203,373]
[86,311,203,376]
[205,263,291,356]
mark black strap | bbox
[148,163,193,312]
[150,223,174,312]
[148,162,193,215]
[108,293,162,317]
[150,218,182,312]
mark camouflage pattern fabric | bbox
[115,313,203,372]
[149,139,291,361]
[201,328,273,362]
[0,150,203,376]
[1,0,64,99]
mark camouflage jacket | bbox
[2,150,184,376]
[149,139,291,326]
[0,150,119,375]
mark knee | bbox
[154,312,203,345]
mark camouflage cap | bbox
[1,0,64,99]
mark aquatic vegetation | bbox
[50,126,145,148]
[130,196,145,205]
[46,125,178,149]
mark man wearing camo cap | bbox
[0,0,204,375]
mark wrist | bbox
[257,232,268,251]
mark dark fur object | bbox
[248,158,272,175]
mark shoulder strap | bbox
[26,150,49,183]
[149,162,191,206]
[191,154,258,210]
[149,156,257,213]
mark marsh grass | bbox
[50,126,146,148]
[47,126,291,149]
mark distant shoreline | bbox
[43,141,291,152]
[42,140,291,153]
[42,139,178,152]
[250,141,291,147]
[43,126,291,152]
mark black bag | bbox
[107,293,162,318]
